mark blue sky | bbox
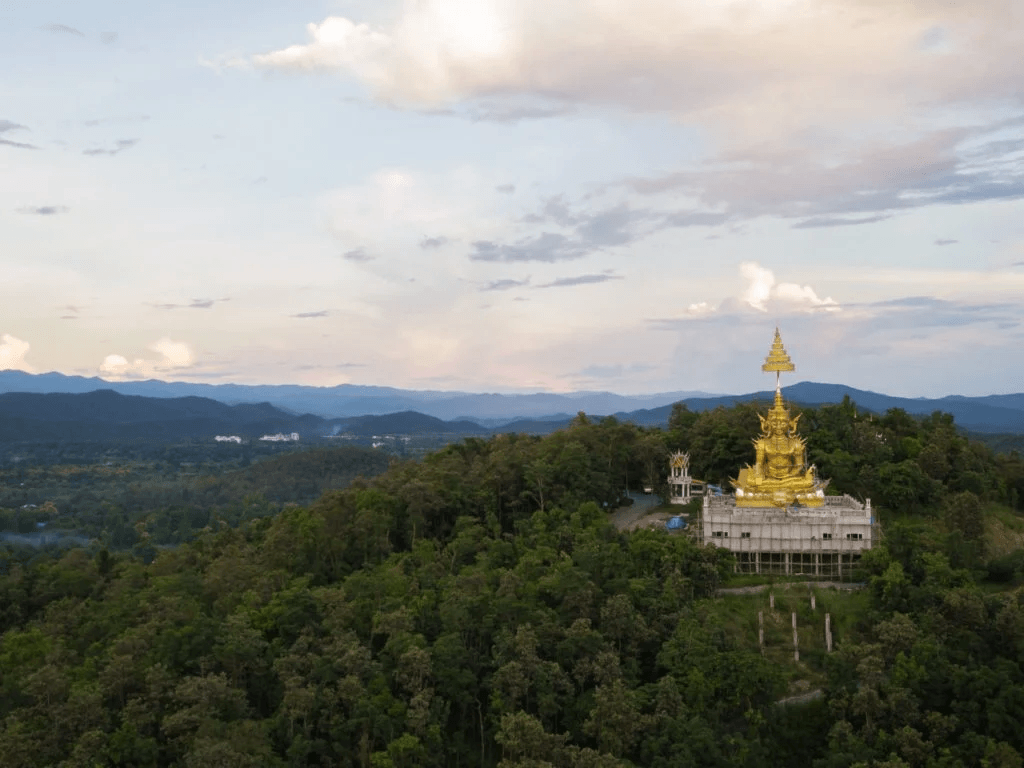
[2,0,1023,397]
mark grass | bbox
[698,586,872,692]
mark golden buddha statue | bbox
[732,329,828,507]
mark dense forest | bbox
[0,444,393,554]
[1,398,1024,766]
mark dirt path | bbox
[717,581,867,595]
[610,492,668,531]
[776,689,824,707]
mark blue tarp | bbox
[665,516,687,530]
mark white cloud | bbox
[322,166,511,254]
[198,54,251,73]
[253,17,391,82]
[150,337,194,367]
[251,0,1023,148]
[0,335,33,372]
[775,281,840,311]
[739,261,775,312]
[739,261,840,313]
[99,337,195,379]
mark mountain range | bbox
[0,371,710,421]
[0,371,1020,439]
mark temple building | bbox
[667,451,694,504]
[698,329,874,578]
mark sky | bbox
[2,0,1023,398]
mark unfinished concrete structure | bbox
[700,493,874,577]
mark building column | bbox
[815,553,820,576]
[785,552,791,575]
[755,551,761,574]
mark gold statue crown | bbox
[762,328,795,373]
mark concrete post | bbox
[792,612,799,662]
[770,593,775,609]
[826,613,832,653]
[758,611,764,655]
[811,594,816,611]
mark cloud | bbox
[250,1,1023,140]
[740,262,839,313]
[470,200,662,263]
[150,298,228,310]
[774,282,840,311]
[17,206,68,216]
[297,362,365,370]
[537,273,624,288]
[291,310,329,318]
[686,302,715,317]
[470,232,588,263]
[324,168,498,254]
[99,338,195,379]
[42,23,83,36]
[100,31,118,45]
[0,335,33,372]
[575,362,655,379]
[739,262,775,312]
[495,184,515,194]
[420,236,450,249]
[0,120,37,150]
[658,262,840,324]
[198,54,251,73]
[83,115,150,127]
[343,247,375,262]
[0,138,37,150]
[629,124,1024,227]
[934,238,958,246]
[792,215,892,229]
[83,138,138,156]
[481,277,530,291]
[248,1,1024,251]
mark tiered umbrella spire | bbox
[761,327,795,392]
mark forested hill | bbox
[0,391,488,443]
[609,383,1024,434]
[3,403,1024,766]
[0,390,320,442]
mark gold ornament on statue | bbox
[733,329,829,507]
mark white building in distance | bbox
[259,432,300,442]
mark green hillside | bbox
[0,404,1023,766]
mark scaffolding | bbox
[699,493,877,581]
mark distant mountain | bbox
[0,391,488,444]
[0,372,1021,437]
[597,382,1024,434]
[331,411,488,437]
[0,371,712,421]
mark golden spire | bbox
[731,329,827,507]
[761,327,795,391]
